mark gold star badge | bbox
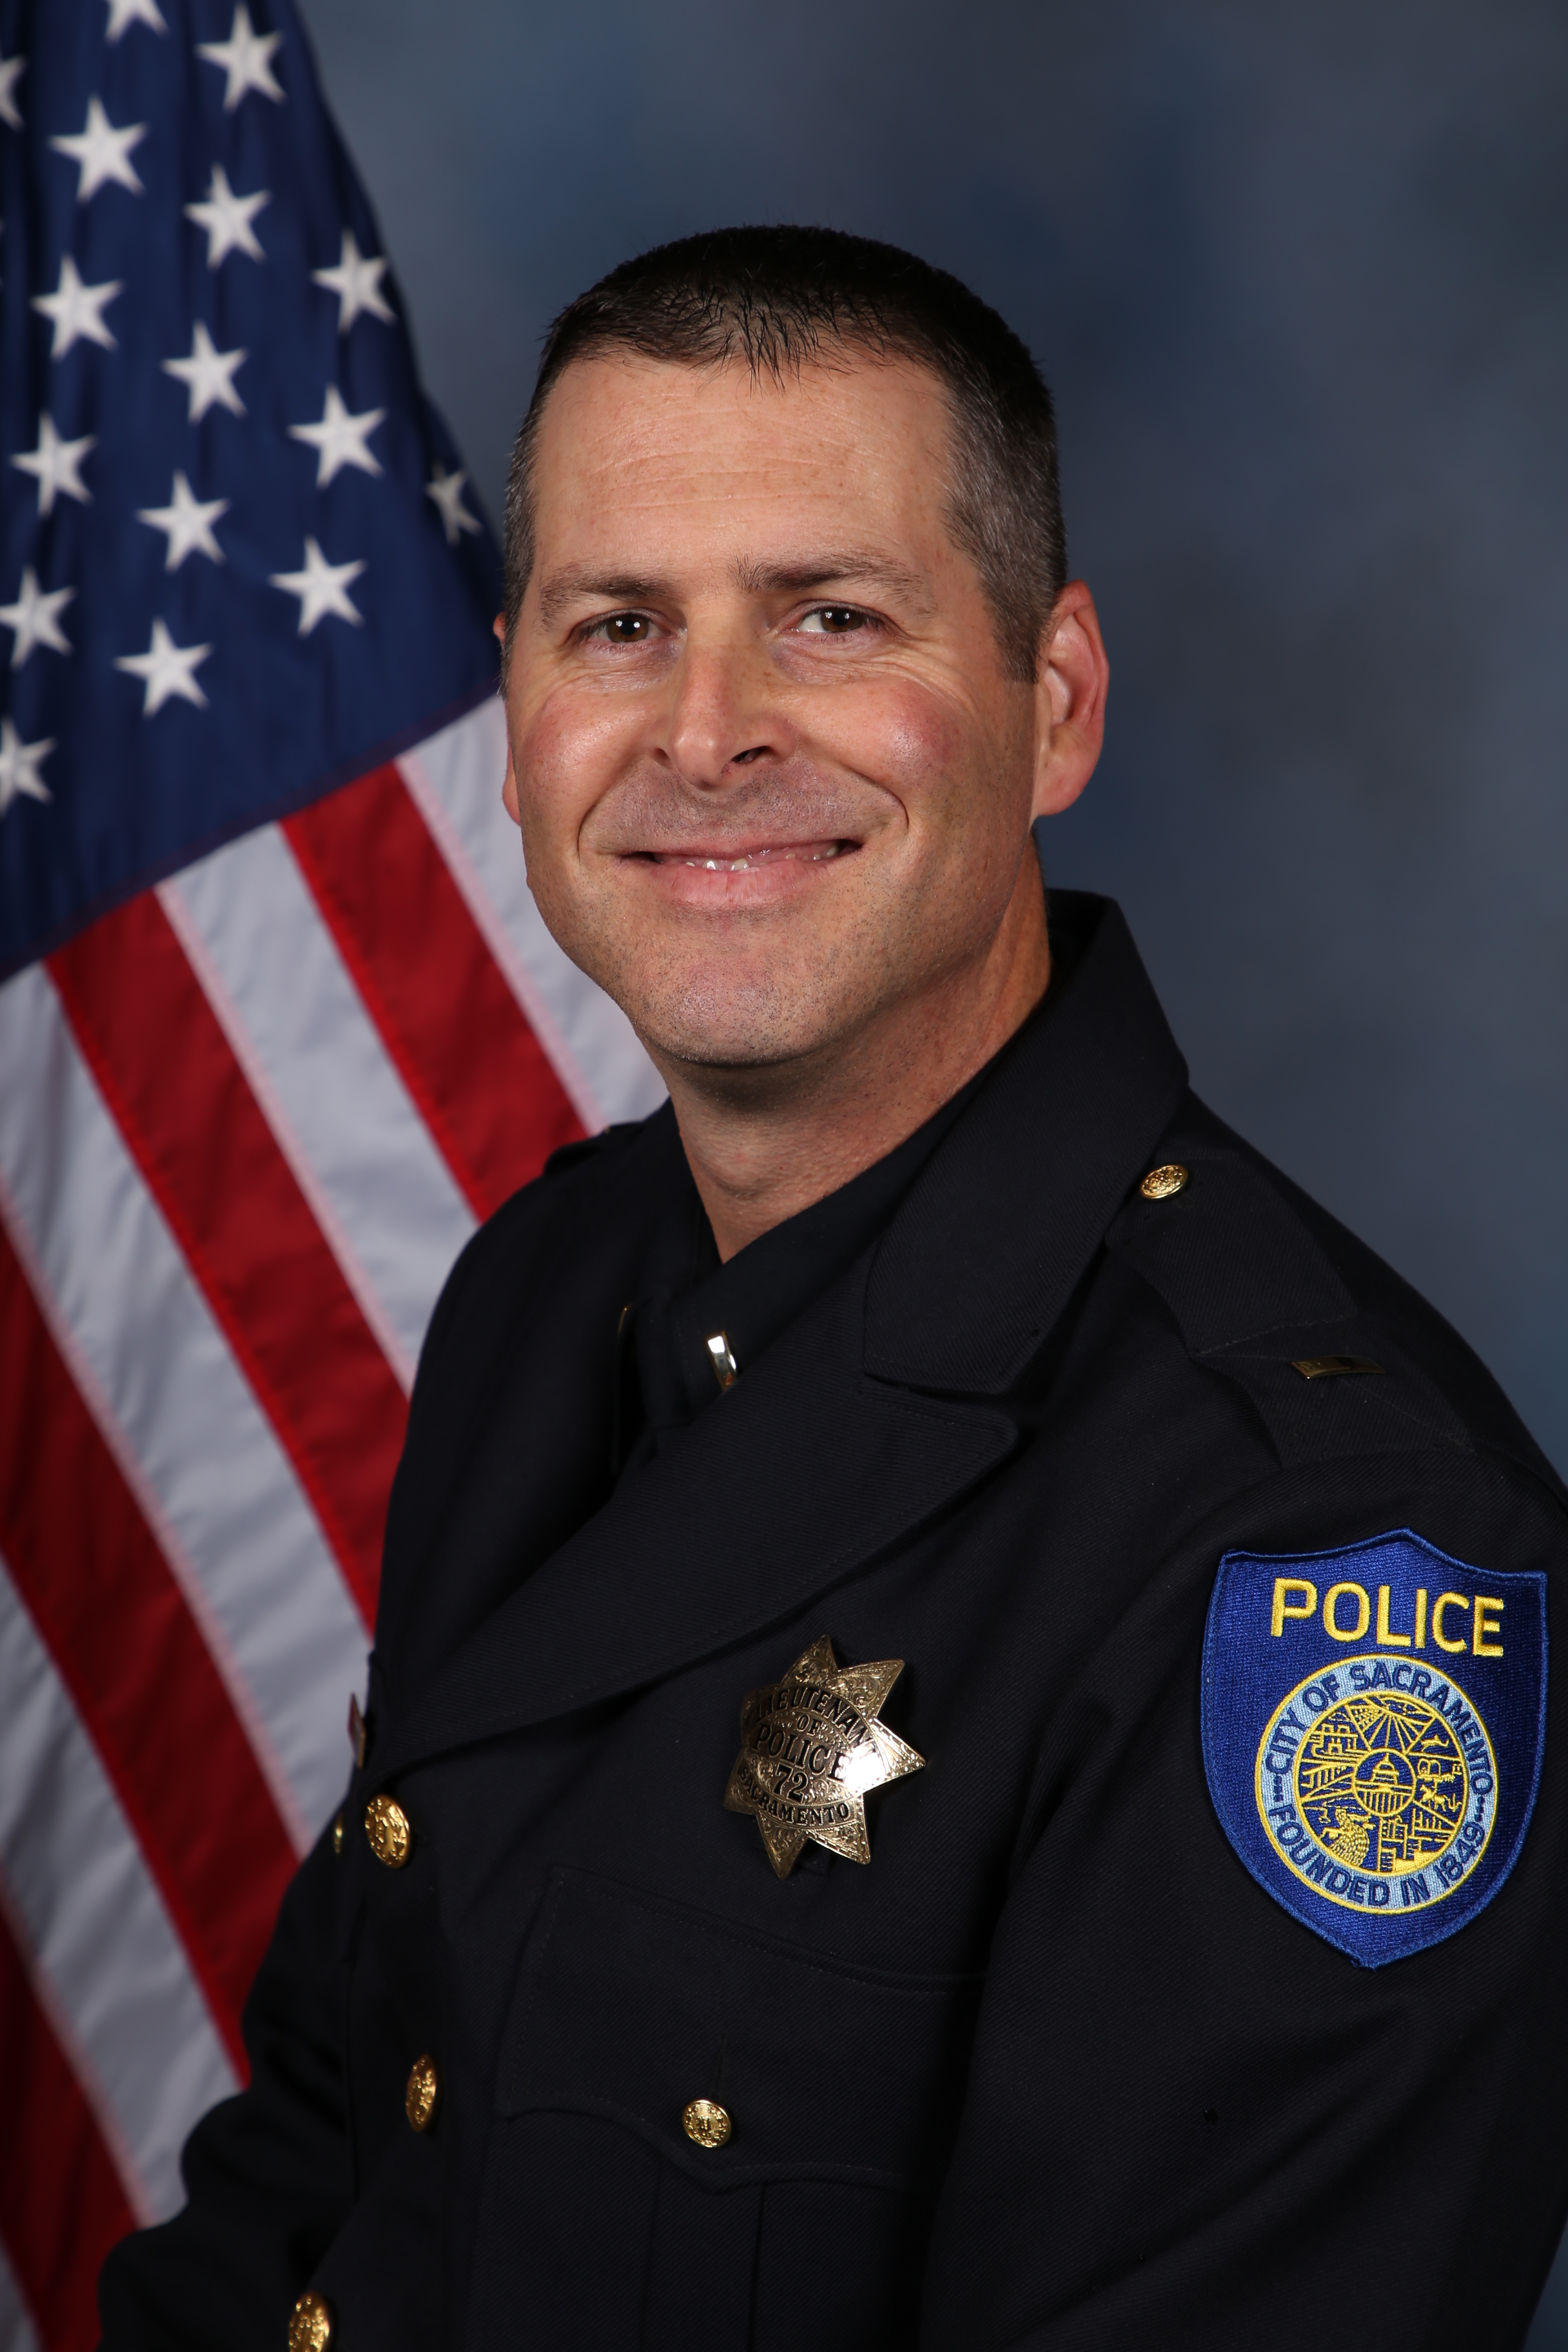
[723,1636,925,1878]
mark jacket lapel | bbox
[380,1268,1014,1776]
[372,1109,683,1698]
[374,892,1189,1781]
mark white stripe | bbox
[0,963,366,1845]
[0,2235,40,2352]
[163,824,476,1375]
[400,698,667,1132]
[157,870,394,1395]
[0,1552,237,2222]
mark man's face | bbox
[502,349,1069,1077]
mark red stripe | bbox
[0,1222,295,2063]
[48,894,406,1623]
[284,765,583,1219]
[0,1906,135,2352]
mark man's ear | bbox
[1032,582,1109,822]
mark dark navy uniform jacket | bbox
[100,892,1568,2350]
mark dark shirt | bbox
[614,1078,977,1478]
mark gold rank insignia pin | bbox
[724,1636,925,1879]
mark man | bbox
[102,227,1568,2349]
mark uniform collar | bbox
[865,888,1189,1392]
[620,1053,978,1467]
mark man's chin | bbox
[534,905,894,1080]
[632,1016,842,1083]
[620,976,875,1085]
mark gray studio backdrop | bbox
[295,1,1568,2336]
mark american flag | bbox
[0,4,663,2341]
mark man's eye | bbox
[798,606,870,636]
[587,613,654,644]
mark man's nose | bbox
[661,632,787,789]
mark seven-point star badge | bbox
[725,1636,925,1878]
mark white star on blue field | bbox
[0,0,500,977]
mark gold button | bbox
[331,1812,344,1857]
[288,2289,332,2352]
[1139,1162,1189,1201]
[364,1793,411,1868]
[681,2097,732,2149]
[405,2053,439,2133]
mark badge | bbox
[1202,1529,1546,1965]
[724,1636,925,1878]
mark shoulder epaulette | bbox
[1106,1100,1470,1468]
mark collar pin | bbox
[705,1331,739,1390]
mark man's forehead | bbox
[533,344,954,484]
[527,349,956,590]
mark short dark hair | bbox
[503,225,1066,683]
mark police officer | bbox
[101,227,1568,2351]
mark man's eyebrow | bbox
[536,568,672,627]
[732,552,933,610]
[536,553,936,628]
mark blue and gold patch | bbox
[1202,1529,1546,1965]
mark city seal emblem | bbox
[1202,1529,1546,1964]
[724,1636,925,1878]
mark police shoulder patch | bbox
[1202,1529,1547,1965]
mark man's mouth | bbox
[641,839,855,871]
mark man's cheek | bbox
[831,685,968,809]
[514,681,636,815]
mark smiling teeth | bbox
[676,843,845,871]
